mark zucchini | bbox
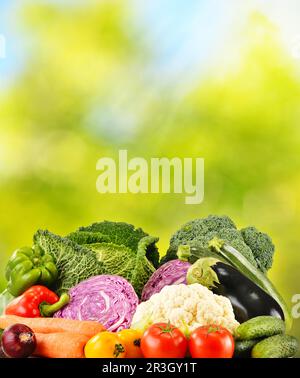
[235,316,285,340]
[234,339,260,358]
[252,334,299,358]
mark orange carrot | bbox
[34,332,89,358]
[0,315,105,338]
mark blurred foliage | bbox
[0,2,300,347]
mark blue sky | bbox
[0,0,235,89]
[134,0,232,82]
[1,0,300,90]
[0,0,25,87]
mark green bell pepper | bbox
[5,245,58,297]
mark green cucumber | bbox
[235,316,285,340]
[234,339,261,358]
[252,334,299,358]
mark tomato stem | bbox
[113,343,125,358]
[157,321,176,335]
[207,325,220,334]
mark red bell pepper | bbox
[5,285,69,318]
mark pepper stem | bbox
[39,293,70,317]
[113,344,125,358]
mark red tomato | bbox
[141,322,188,358]
[189,325,234,358]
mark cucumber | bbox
[234,339,261,358]
[235,316,285,340]
[252,334,299,358]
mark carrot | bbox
[34,332,89,358]
[0,315,105,338]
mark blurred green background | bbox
[0,0,300,349]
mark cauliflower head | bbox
[131,283,239,334]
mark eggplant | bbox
[180,240,292,330]
[186,257,284,324]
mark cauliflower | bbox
[131,284,239,334]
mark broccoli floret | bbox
[240,226,275,273]
[168,215,236,251]
[180,227,257,268]
[204,228,258,268]
[161,215,237,265]
[202,215,237,232]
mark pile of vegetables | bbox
[0,215,298,359]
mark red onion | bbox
[0,345,6,358]
[1,324,36,358]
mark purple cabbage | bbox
[141,259,191,301]
[54,275,139,332]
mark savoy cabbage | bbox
[34,221,159,296]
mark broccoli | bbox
[203,228,258,268]
[201,214,237,232]
[161,215,274,273]
[168,215,236,250]
[240,226,275,273]
[161,215,237,265]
